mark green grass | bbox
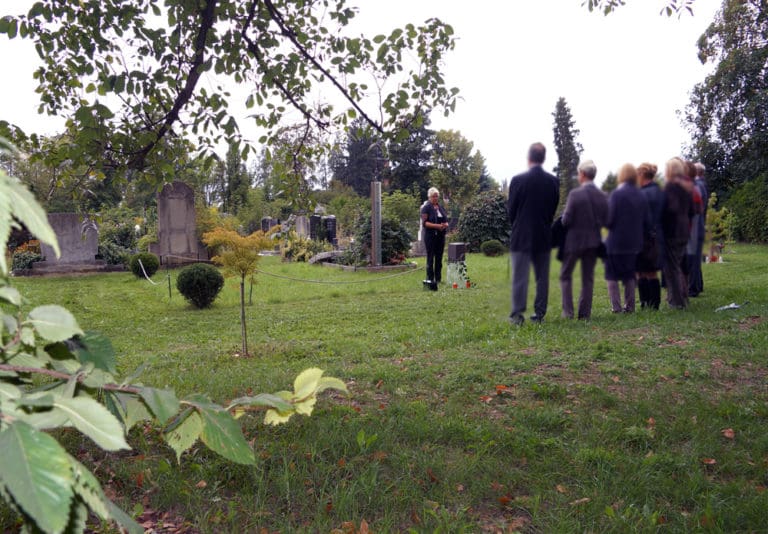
[5,244,768,533]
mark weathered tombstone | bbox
[261,216,279,233]
[39,213,99,264]
[309,215,322,240]
[322,215,337,246]
[294,215,310,238]
[157,181,204,265]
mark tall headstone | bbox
[294,215,310,238]
[157,181,200,265]
[40,213,99,264]
[322,215,337,246]
[309,215,322,240]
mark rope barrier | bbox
[254,265,421,285]
[137,259,159,285]
[157,253,422,286]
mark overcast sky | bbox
[1,0,720,184]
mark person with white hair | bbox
[420,187,449,285]
[559,159,608,320]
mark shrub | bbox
[176,263,224,308]
[726,173,768,243]
[97,241,129,265]
[281,230,332,262]
[341,215,412,266]
[480,239,506,257]
[454,191,510,252]
[11,251,42,271]
[129,252,160,278]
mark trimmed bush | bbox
[455,191,510,252]
[12,251,42,272]
[129,252,160,278]
[97,242,130,265]
[176,263,224,309]
[480,239,506,257]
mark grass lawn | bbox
[4,244,768,533]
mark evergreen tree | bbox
[387,113,435,200]
[331,119,386,196]
[552,97,583,213]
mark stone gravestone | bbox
[157,181,204,265]
[294,215,310,238]
[39,213,99,264]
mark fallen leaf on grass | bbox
[426,467,439,483]
[479,395,493,403]
[491,481,505,491]
[570,497,591,506]
[495,384,508,395]
[721,428,735,439]
[611,376,620,383]
[337,458,346,467]
[701,458,717,465]
[647,417,656,427]
[455,483,465,493]
[498,495,511,506]
[556,484,568,494]
[195,480,207,488]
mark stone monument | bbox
[39,213,99,264]
[157,181,205,265]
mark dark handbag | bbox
[551,216,566,250]
[596,241,607,259]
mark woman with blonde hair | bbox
[661,158,693,309]
[636,163,665,308]
[604,163,648,313]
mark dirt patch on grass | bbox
[738,315,765,331]
[708,359,768,392]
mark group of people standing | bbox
[506,142,707,326]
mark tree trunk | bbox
[239,276,248,356]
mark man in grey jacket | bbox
[559,160,608,320]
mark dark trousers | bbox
[511,250,551,320]
[688,238,704,296]
[663,241,688,309]
[424,232,445,282]
[559,248,598,319]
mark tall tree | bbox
[331,119,386,196]
[685,0,768,199]
[0,1,458,185]
[386,113,435,200]
[428,129,482,212]
[552,97,583,213]
[222,142,250,215]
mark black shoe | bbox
[529,315,544,324]
[509,315,524,326]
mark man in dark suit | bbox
[507,142,559,325]
[559,160,608,320]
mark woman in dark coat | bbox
[636,163,665,309]
[661,158,693,309]
[605,163,647,313]
[420,187,449,284]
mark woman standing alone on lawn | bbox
[421,187,449,285]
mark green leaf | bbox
[185,395,254,465]
[54,397,130,451]
[293,367,324,399]
[0,421,74,534]
[164,409,203,463]
[27,305,84,342]
[138,387,180,425]
[123,396,153,431]
[69,457,109,519]
[73,332,117,373]
[0,286,21,306]
[0,171,60,275]
[317,376,349,394]
[105,496,144,534]
[0,383,21,402]
[227,393,292,412]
